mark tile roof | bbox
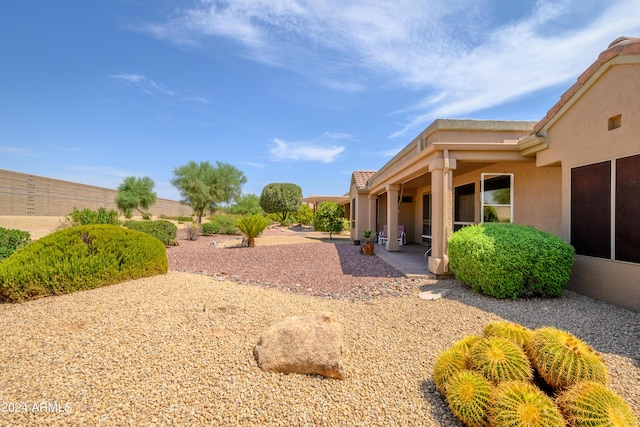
[534,36,640,133]
[352,170,376,190]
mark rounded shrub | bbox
[0,227,31,261]
[490,381,565,427]
[470,337,532,384]
[557,381,638,427]
[445,369,492,427]
[0,224,167,302]
[124,219,177,246]
[448,223,575,299]
[526,327,608,390]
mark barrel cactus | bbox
[450,335,483,357]
[526,327,608,390]
[490,380,565,427]
[445,370,492,427]
[556,381,638,427]
[483,321,532,348]
[434,348,468,396]
[470,337,532,384]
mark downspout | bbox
[442,149,450,273]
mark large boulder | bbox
[253,312,345,380]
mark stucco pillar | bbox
[368,195,377,236]
[385,184,400,252]
[428,156,456,275]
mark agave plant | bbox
[236,214,269,247]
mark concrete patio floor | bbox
[372,243,435,278]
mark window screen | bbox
[615,154,640,263]
[571,161,611,258]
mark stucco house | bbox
[329,37,640,312]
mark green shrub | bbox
[448,223,574,299]
[0,227,31,261]
[203,215,238,235]
[236,214,269,247]
[0,224,167,302]
[65,207,120,226]
[124,220,177,246]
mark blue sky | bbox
[2,1,639,201]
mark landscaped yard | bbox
[0,222,638,425]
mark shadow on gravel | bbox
[419,379,464,426]
[421,282,640,370]
[334,243,405,278]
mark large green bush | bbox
[65,207,120,226]
[0,227,31,261]
[448,223,574,299]
[124,220,177,246]
[202,215,238,235]
[0,225,167,302]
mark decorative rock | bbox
[253,312,345,379]
[418,289,450,300]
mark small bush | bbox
[65,207,120,226]
[124,220,177,246]
[448,223,574,299]
[0,227,31,261]
[0,224,167,302]
[184,222,200,241]
[202,215,238,235]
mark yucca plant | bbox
[526,327,608,390]
[470,337,533,384]
[483,321,532,349]
[557,381,638,427]
[490,380,565,427]
[433,348,468,396]
[445,370,492,427]
[236,214,269,247]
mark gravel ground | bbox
[1,228,639,426]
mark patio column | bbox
[386,184,400,252]
[368,195,377,235]
[428,154,456,275]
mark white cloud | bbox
[144,0,640,136]
[111,73,209,104]
[0,146,31,155]
[269,138,345,163]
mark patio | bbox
[373,243,435,278]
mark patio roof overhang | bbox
[302,195,350,206]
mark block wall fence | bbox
[0,169,192,217]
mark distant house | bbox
[310,37,640,312]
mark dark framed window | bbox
[571,161,611,259]
[454,182,475,231]
[615,154,640,263]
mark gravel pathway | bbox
[1,230,638,426]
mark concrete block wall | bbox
[0,169,192,217]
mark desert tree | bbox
[313,201,346,239]
[115,176,157,219]
[259,183,302,223]
[171,161,246,223]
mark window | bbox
[571,161,611,259]
[454,183,475,231]
[422,193,432,237]
[615,154,640,263]
[481,174,513,223]
[351,198,356,229]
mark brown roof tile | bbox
[352,170,376,190]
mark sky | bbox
[2,1,640,202]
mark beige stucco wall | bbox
[536,62,640,312]
[0,169,192,217]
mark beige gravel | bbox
[1,271,639,426]
[1,217,639,425]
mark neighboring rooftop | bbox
[352,171,376,190]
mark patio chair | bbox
[378,224,406,245]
